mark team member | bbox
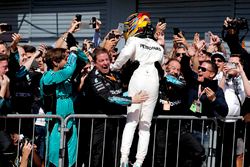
[81,47,148,167]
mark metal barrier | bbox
[150,116,218,167]
[0,114,64,167]
[217,116,249,167]
[64,114,126,167]
[1,114,249,167]
[64,115,219,167]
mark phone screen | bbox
[204,32,210,47]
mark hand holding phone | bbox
[204,32,210,47]
[75,14,82,29]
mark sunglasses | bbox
[198,66,212,72]
[213,58,223,63]
[108,33,121,40]
[176,53,186,57]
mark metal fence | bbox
[0,114,249,167]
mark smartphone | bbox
[75,14,82,22]
[92,17,96,29]
[204,32,210,47]
[75,14,82,29]
[226,62,237,69]
[173,27,180,36]
[158,17,166,24]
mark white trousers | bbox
[120,66,159,165]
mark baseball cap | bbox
[211,52,227,62]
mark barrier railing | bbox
[0,114,64,167]
[1,114,248,167]
[150,116,218,167]
[65,115,218,167]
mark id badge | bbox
[190,100,202,113]
[190,100,197,113]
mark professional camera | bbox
[223,17,248,31]
[221,17,249,52]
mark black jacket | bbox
[83,68,130,115]
[181,56,228,118]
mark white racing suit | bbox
[111,36,164,165]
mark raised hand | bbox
[10,33,22,51]
[68,17,81,33]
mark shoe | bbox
[120,162,129,167]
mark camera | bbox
[224,17,248,30]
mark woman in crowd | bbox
[40,48,78,167]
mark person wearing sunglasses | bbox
[187,60,228,117]
[181,53,228,165]
[211,52,227,81]
[174,46,187,62]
